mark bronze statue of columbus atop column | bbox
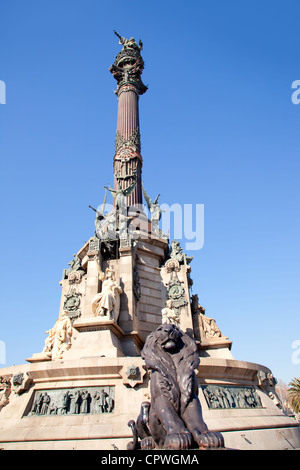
[109,31,148,208]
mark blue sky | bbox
[0,0,299,385]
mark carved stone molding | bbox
[73,318,124,337]
[115,128,141,155]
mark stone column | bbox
[116,89,139,139]
[114,87,143,207]
[110,34,147,209]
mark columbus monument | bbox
[0,32,299,450]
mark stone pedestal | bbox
[69,318,125,358]
[0,355,299,450]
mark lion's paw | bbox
[140,436,156,450]
[193,430,224,449]
[164,431,193,450]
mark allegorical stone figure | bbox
[201,313,222,339]
[89,187,107,237]
[113,30,143,51]
[142,184,163,235]
[40,310,74,360]
[161,299,180,327]
[63,253,85,280]
[169,240,193,265]
[105,181,136,213]
[91,263,122,322]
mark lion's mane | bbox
[141,324,199,415]
[128,323,224,450]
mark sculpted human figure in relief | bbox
[91,263,122,322]
[201,313,222,339]
[191,294,227,342]
[142,184,163,235]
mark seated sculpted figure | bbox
[201,313,222,338]
[91,265,122,322]
[161,300,180,327]
[41,310,73,360]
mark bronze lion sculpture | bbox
[127,323,224,450]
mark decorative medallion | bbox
[63,287,82,321]
[126,366,140,381]
[11,372,32,395]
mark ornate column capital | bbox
[109,31,148,97]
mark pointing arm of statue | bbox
[104,185,116,198]
[89,205,98,214]
[113,30,122,40]
[113,30,126,45]
[153,194,160,205]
